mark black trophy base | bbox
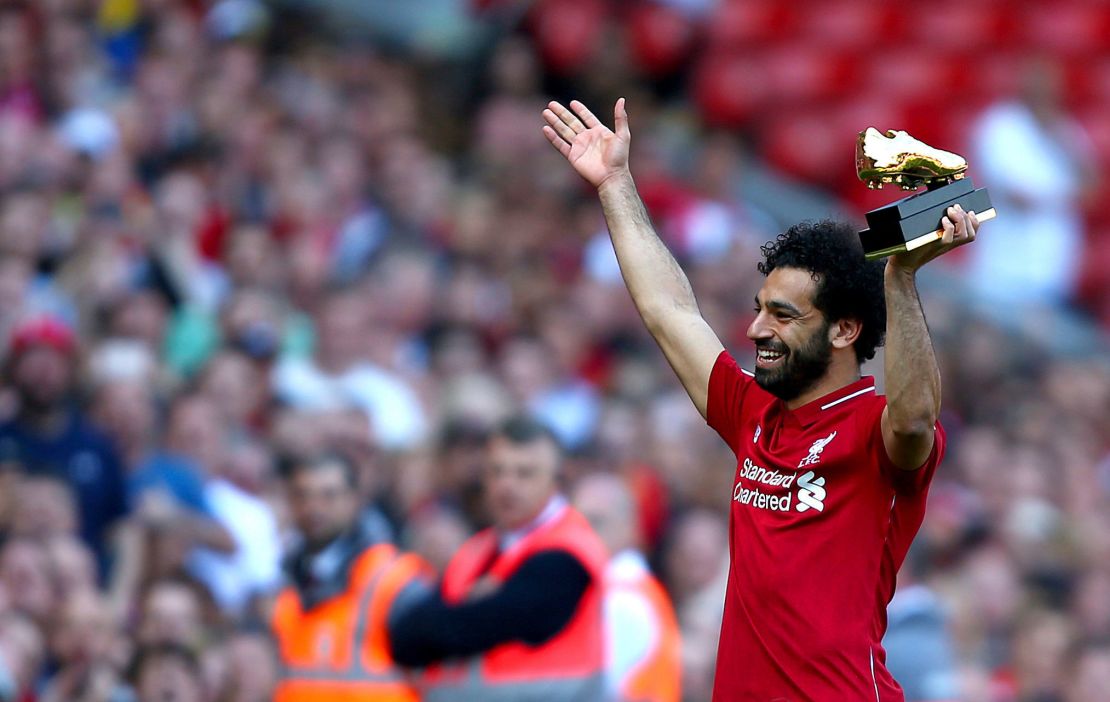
[858,178,995,261]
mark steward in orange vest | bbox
[271,455,430,702]
[390,417,609,702]
[573,472,682,702]
[604,549,683,702]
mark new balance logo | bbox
[798,431,837,468]
[795,470,826,512]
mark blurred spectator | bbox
[271,289,428,451]
[46,534,99,601]
[499,335,601,451]
[663,509,729,702]
[128,394,236,587]
[574,472,681,702]
[0,317,129,563]
[41,589,132,702]
[129,643,205,702]
[1066,642,1110,702]
[0,537,57,627]
[219,627,280,702]
[270,454,430,701]
[969,57,1100,307]
[187,438,282,616]
[391,417,609,701]
[8,473,78,538]
[90,380,161,471]
[137,578,208,652]
[0,612,45,702]
[403,503,471,575]
[883,549,961,702]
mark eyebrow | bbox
[754,296,803,317]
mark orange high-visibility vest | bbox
[606,555,682,702]
[422,504,608,702]
[271,543,428,702]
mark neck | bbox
[304,526,351,557]
[500,493,562,535]
[783,358,861,410]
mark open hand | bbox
[542,99,630,189]
[890,203,979,272]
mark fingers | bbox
[614,97,630,140]
[570,100,600,129]
[543,108,577,144]
[951,204,978,242]
[547,100,586,135]
[541,125,571,158]
[941,212,955,245]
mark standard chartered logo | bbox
[795,471,826,512]
[732,459,828,514]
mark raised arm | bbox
[543,99,723,417]
[881,204,979,469]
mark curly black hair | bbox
[757,220,886,363]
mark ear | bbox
[829,318,862,351]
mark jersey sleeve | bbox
[863,397,947,495]
[706,350,756,453]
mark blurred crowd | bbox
[0,1,1106,701]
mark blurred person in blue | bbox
[573,472,681,702]
[882,548,960,702]
[0,317,128,566]
[128,393,238,584]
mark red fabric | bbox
[435,506,607,684]
[627,4,696,78]
[706,350,945,702]
[528,0,606,76]
[9,317,77,357]
[625,463,669,552]
[195,205,230,262]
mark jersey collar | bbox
[788,376,876,427]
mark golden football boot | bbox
[856,127,968,190]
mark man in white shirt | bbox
[969,58,1099,306]
[271,288,427,451]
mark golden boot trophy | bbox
[856,128,996,261]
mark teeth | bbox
[758,350,784,360]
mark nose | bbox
[747,311,773,342]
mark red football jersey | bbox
[706,351,945,702]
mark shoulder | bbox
[706,350,774,438]
[710,349,752,384]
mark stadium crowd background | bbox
[0,0,1107,700]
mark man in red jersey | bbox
[543,99,981,701]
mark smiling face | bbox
[747,267,836,402]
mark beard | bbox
[753,321,834,402]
